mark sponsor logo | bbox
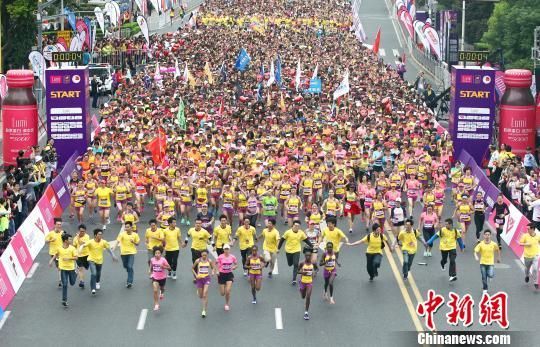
[72,74,81,84]
[482,75,491,85]
[63,75,70,84]
[50,76,62,84]
[460,75,473,84]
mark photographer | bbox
[91,75,102,108]
[41,140,58,184]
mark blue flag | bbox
[235,48,251,72]
[305,78,322,94]
[275,56,282,86]
[220,62,228,82]
[64,7,77,31]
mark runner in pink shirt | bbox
[216,244,238,311]
[419,206,439,257]
[150,246,171,311]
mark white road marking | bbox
[136,309,148,330]
[392,49,400,58]
[379,48,386,57]
[26,263,40,279]
[514,259,526,272]
[275,308,283,330]
[0,311,11,330]
[494,263,510,269]
[273,259,279,275]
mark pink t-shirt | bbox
[217,254,237,273]
[421,212,438,229]
[151,257,170,280]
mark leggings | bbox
[241,248,252,270]
[165,250,179,271]
[474,213,485,240]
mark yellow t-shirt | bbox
[86,239,111,264]
[361,233,388,254]
[398,230,420,254]
[95,187,113,207]
[520,233,540,258]
[236,226,256,250]
[474,241,499,265]
[188,228,211,251]
[116,232,140,255]
[321,227,346,252]
[73,233,90,257]
[214,225,232,248]
[282,229,307,253]
[46,231,63,255]
[262,228,280,253]
[300,263,314,284]
[56,245,77,270]
[164,227,181,251]
[436,228,461,251]
[145,228,165,250]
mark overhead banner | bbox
[137,16,150,45]
[450,66,496,165]
[46,68,90,167]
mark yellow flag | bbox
[280,92,286,112]
[204,62,214,85]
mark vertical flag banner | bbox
[112,1,121,25]
[28,51,46,89]
[94,7,106,34]
[267,61,275,87]
[234,48,251,72]
[104,2,116,27]
[84,17,93,49]
[150,0,160,14]
[135,0,144,14]
[176,98,186,129]
[423,20,442,60]
[333,70,350,100]
[275,57,282,85]
[137,16,150,45]
[174,59,181,78]
[373,28,381,55]
[64,7,77,31]
[312,63,318,80]
[76,19,90,50]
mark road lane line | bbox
[0,311,11,330]
[136,309,148,330]
[384,243,425,332]
[26,263,40,279]
[383,0,403,47]
[273,259,279,275]
[275,308,283,330]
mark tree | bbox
[481,0,540,69]
[2,0,37,71]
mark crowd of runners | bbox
[41,0,540,320]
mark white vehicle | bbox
[88,63,114,95]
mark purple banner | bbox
[450,66,496,165]
[59,152,79,184]
[458,150,500,211]
[45,67,90,167]
[50,176,71,210]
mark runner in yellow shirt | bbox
[397,219,426,280]
[187,218,212,263]
[73,225,90,289]
[257,218,280,278]
[145,219,165,262]
[213,215,232,256]
[347,223,393,281]
[95,180,113,230]
[319,218,348,259]
[79,228,117,295]
[426,218,465,282]
[277,220,313,285]
[112,222,140,288]
[163,217,185,280]
[49,233,77,307]
[45,217,65,287]
[474,230,501,292]
[235,217,257,276]
[519,223,540,289]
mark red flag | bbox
[373,28,381,55]
[146,131,167,165]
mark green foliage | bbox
[481,0,540,69]
[2,0,37,70]
[436,0,494,45]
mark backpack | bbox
[367,232,385,249]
